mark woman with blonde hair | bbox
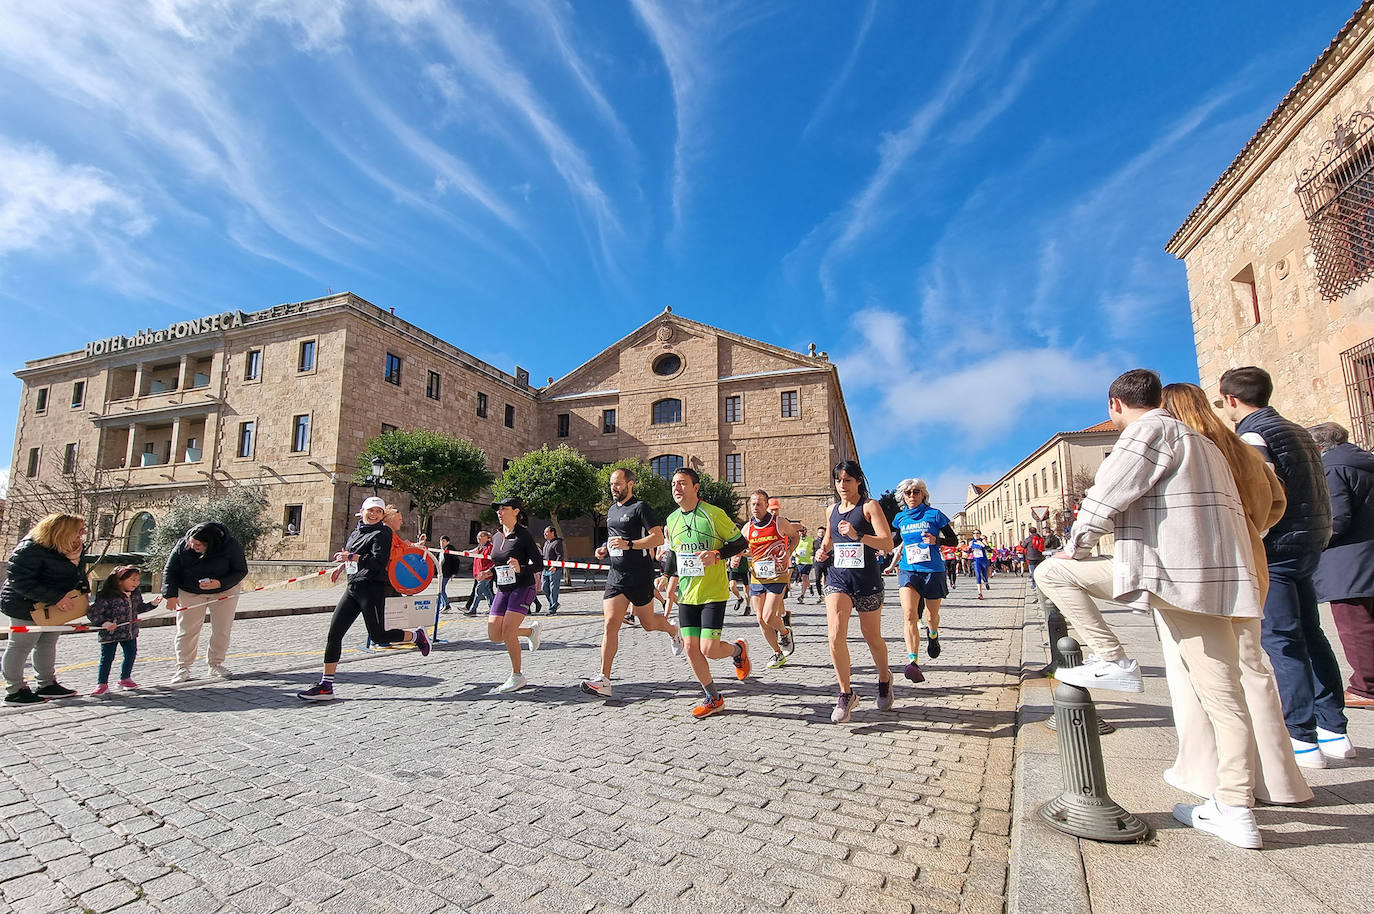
[1,513,89,704]
[1161,382,1311,803]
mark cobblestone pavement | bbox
[1,574,1027,914]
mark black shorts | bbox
[604,577,655,608]
[728,568,749,584]
[679,601,728,639]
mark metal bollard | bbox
[1045,637,1114,735]
[1038,636,1151,843]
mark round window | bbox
[652,353,682,376]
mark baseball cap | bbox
[493,496,523,510]
[357,496,386,516]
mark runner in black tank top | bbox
[816,460,895,723]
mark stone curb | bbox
[1009,588,1092,914]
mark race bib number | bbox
[608,545,625,558]
[753,558,777,579]
[495,564,516,586]
[834,543,864,569]
[904,544,931,565]
[345,560,358,576]
[677,551,705,578]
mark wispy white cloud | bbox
[802,0,878,139]
[0,466,10,498]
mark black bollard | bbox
[1038,636,1151,843]
[1045,636,1114,734]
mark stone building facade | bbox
[5,294,856,565]
[1166,2,1374,444]
[962,421,1120,548]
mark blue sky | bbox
[0,0,1358,513]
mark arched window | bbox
[651,398,682,425]
[650,455,684,479]
[127,512,156,553]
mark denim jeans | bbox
[1261,550,1347,742]
[467,579,494,613]
[98,639,138,684]
[438,575,454,610]
[541,571,561,612]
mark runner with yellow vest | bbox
[792,525,815,605]
[745,491,798,669]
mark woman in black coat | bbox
[2,513,88,704]
[162,521,247,683]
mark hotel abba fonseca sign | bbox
[81,301,312,358]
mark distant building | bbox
[962,421,1120,547]
[4,294,857,562]
[1166,1,1374,444]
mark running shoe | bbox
[91,684,110,696]
[733,640,752,680]
[779,627,794,655]
[1318,727,1356,760]
[34,683,77,699]
[1291,738,1327,769]
[3,688,45,705]
[1172,799,1262,850]
[1054,657,1143,693]
[413,628,432,657]
[876,679,894,711]
[766,651,788,669]
[494,673,528,693]
[692,694,725,718]
[117,679,139,690]
[581,675,613,698]
[669,629,686,658]
[209,664,233,679]
[796,595,805,605]
[904,661,926,683]
[831,691,859,723]
[927,633,941,660]
[523,620,542,653]
[297,681,336,701]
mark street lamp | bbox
[366,457,392,495]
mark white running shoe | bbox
[493,673,527,694]
[1172,799,1262,850]
[1316,727,1355,760]
[669,629,685,658]
[209,664,233,680]
[1054,657,1143,693]
[1162,767,1204,799]
[522,620,542,653]
[580,675,613,698]
[169,668,195,684]
[1291,737,1328,769]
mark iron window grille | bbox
[725,395,742,423]
[1296,108,1374,299]
[1341,336,1374,447]
[650,455,683,479]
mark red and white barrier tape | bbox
[427,546,611,572]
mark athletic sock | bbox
[733,642,743,658]
[320,673,335,686]
[927,629,938,639]
[878,679,891,697]
[908,652,918,663]
[704,683,721,700]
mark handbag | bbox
[30,591,90,626]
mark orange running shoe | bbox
[733,639,751,680]
[692,694,725,718]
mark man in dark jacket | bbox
[163,521,248,684]
[1311,422,1374,709]
[1220,366,1347,765]
[437,535,460,613]
[540,527,565,615]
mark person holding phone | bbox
[162,521,248,683]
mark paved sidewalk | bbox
[1013,590,1374,914]
[1,577,1027,914]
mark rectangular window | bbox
[1032,475,1038,498]
[63,443,77,475]
[291,414,310,452]
[1042,468,1048,493]
[502,457,512,471]
[26,447,39,477]
[504,404,515,428]
[35,387,48,414]
[381,423,397,435]
[426,370,441,400]
[283,505,303,534]
[384,352,402,385]
[1342,338,1374,447]
[725,395,742,423]
[298,339,316,372]
[476,392,488,418]
[1051,461,1059,489]
[781,390,799,418]
[98,514,114,539]
[469,520,481,545]
[602,409,616,434]
[237,421,255,458]
[71,381,85,408]
[245,349,262,381]
[725,453,742,484]
[557,413,570,438]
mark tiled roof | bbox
[1073,419,1116,434]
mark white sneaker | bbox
[669,629,686,658]
[1054,657,1143,693]
[521,620,542,653]
[580,675,612,698]
[1162,767,1205,799]
[209,665,233,680]
[169,669,195,684]
[493,673,527,694]
[1291,737,1328,769]
[1317,727,1355,760]
[1172,799,1262,849]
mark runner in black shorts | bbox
[728,554,751,615]
[583,468,684,699]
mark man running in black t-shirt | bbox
[582,468,686,698]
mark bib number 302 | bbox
[834,543,864,569]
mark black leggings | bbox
[325,583,404,663]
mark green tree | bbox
[878,489,901,526]
[146,486,276,574]
[493,445,600,537]
[595,458,674,521]
[697,472,743,523]
[359,429,494,532]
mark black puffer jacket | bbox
[1236,407,1333,559]
[1315,442,1374,603]
[1,539,88,622]
[345,522,393,586]
[161,521,248,597]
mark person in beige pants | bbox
[162,521,248,683]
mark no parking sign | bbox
[388,546,435,595]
